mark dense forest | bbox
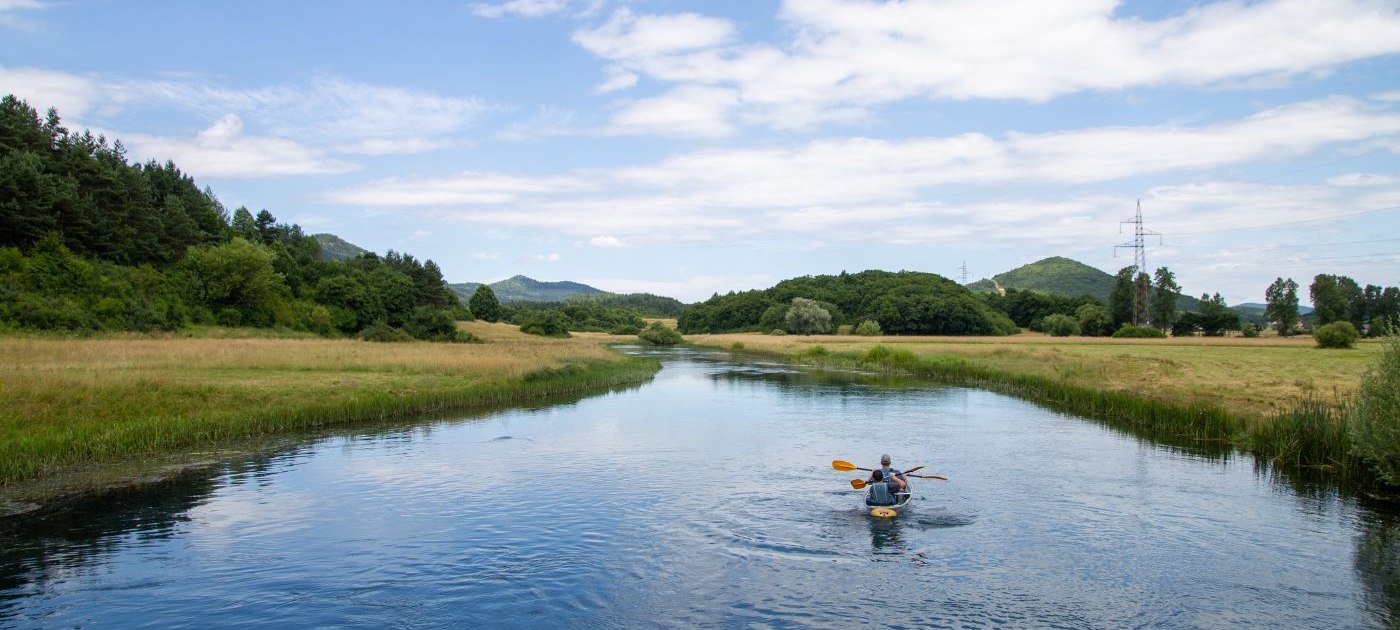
[0,95,466,341]
[678,270,1019,335]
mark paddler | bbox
[868,454,908,496]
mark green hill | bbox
[968,256,1205,311]
[678,269,1017,335]
[967,256,1114,301]
[449,275,606,303]
[312,233,370,262]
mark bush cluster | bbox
[1314,321,1360,349]
[638,321,683,345]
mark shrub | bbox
[405,307,462,341]
[1240,322,1260,338]
[1042,313,1079,337]
[519,311,572,338]
[769,328,787,336]
[854,320,882,336]
[730,341,745,350]
[1112,324,1166,338]
[1368,316,1394,338]
[1314,321,1360,349]
[360,320,413,342]
[216,307,243,327]
[1075,304,1114,337]
[1349,336,1400,485]
[638,321,682,345]
[784,297,833,334]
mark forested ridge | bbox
[0,95,467,340]
[678,270,1019,335]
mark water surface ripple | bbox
[1,346,1397,628]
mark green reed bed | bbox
[0,355,659,485]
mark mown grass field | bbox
[0,322,658,485]
[692,332,1378,422]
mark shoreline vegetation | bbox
[0,322,659,492]
[690,332,1393,491]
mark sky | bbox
[1,0,1398,304]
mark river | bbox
[2,346,1397,628]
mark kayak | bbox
[865,485,912,518]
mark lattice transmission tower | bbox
[1114,199,1162,326]
[958,261,969,285]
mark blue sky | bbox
[2,0,1398,304]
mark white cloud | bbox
[588,235,627,248]
[472,0,572,19]
[119,115,357,178]
[1328,173,1396,187]
[574,9,735,59]
[0,0,45,29]
[0,66,100,119]
[324,96,1400,249]
[607,85,739,137]
[574,0,1400,130]
[595,66,639,93]
[527,253,562,262]
[473,251,502,260]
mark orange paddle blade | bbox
[832,460,858,472]
[849,478,867,489]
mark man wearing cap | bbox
[869,454,907,496]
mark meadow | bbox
[691,332,1384,475]
[0,322,658,486]
[694,332,1374,419]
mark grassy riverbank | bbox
[692,332,1381,473]
[0,322,658,485]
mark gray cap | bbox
[880,454,891,464]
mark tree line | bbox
[0,95,467,341]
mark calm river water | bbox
[2,346,1397,628]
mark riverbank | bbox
[0,322,659,490]
[690,332,1384,478]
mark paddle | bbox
[833,460,944,480]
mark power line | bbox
[1172,204,1400,236]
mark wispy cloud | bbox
[115,115,357,178]
[0,67,483,176]
[574,0,1400,131]
[0,0,46,29]
[526,252,562,262]
[472,0,572,19]
[323,96,1400,249]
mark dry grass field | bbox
[0,322,655,485]
[693,331,1379,421]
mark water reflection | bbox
[0,346,1397,628]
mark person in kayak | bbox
[869,454,907,496]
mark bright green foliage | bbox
[1265,277,1301,336]
[1313,321,1360,349]
[360,320,415,342]
[0,95,464,340]
[1075,303,1114,337]
[1042,313,1079,337]
[854,319,882,336]
[519,310,572,338]
[784,297,833,334]
[1195,292,1240,336]
[1108,266,1136,328]
[638,321,683,345]
[469,284,502,322]
[982,288,1100,329]
[1112,324,1166,338]
[1311,274,1362,326]
[1240,323,1260,338]
[1150,267,1180,331]
[500,301,644,334]
[679,270,1015,336]
[1349,337,1400,485]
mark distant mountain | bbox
[449,275,607,303]
[312,233,370,262]
[967,256,1116,302]
[1232,302,1314,317]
